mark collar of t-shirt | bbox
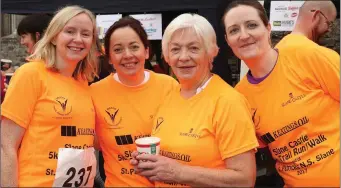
[247,49,279,84]
[196,76,213,94]
[113,71,150,87]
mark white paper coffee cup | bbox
[135,137,160,155]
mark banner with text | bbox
[270,1,305,31]
[96,14,122,39]
[130,14,162,40]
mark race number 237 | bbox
[63,166,92,187]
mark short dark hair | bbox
[221,0,269,31]
[17,14,52,42]
[104,16,149,58]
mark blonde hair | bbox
[28,5,98,81]
[162,13,219,66]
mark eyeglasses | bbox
[319,11,333,28]
[311,10,333,28]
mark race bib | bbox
[52,147,97,187]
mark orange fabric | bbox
[236,36,340,187]
[152,75,259,187]
[275,33,310,49]
[91,71,178,187]
[1,61,95,187]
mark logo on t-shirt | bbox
[61,125,95,137]
[179,128,201,139]
[153,117,164,134]
[104,107,122,129]
[54,97,72,116]
[260,116,309,144]
[115,135,134,145]
[282,92,306,107]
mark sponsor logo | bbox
[281,20,295,27]
[291,12,298,17]
[115,135,134,145]
[260,116,309,144]
[273,21,281,26]
[275,7,287,11]
[61,126,94,137]
[179,128,201,139]
[282,92,306,107]
[284,13,289,18]
[61,126,76,136]
[104,107,122,128]
[54,97,72,116]
[288,6,299,11]
[160,150,191,162]
[260,132,276,144]
[273,116,309,139]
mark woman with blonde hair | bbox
[1,5,98,187]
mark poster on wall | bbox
[96,14,122,39]
[130,14,162,40]
[239,1,264,80]
[269,1,305,31]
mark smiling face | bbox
[53,13,94,65]
[224,5,271,61]
[167,28,210,83]
[109,26,149,78]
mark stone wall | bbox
[0,36,28,66]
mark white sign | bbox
[270,1,305,31]
[239,1,264,80]
[52,148,97,187]
[130,14,162,40]
[96,14,122,39]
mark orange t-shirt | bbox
[1,61,95,187]
[275,33,312,49]
[236,36,340,187]
[90,71,177,187]
[152,74,259,187]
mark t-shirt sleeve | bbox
[165,76,179,94]
[256,137,268,148]
[299,47,340,101]
[1,64,42,129]
[214,93,259,160]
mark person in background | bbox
[90,16,177,187]
[1,71,5,103]
[17,13,52,54]
[1,59,14,102]
[276,1,337,48]
[130,13,258,187]
[1,59,13,72]
[91,39,112,84]
[222,0,339,187]
[1,5,98,187]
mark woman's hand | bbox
[131,153,183,183]
[130,151,139,167]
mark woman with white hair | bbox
[1,5,98,187]
[130,13,259,187]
